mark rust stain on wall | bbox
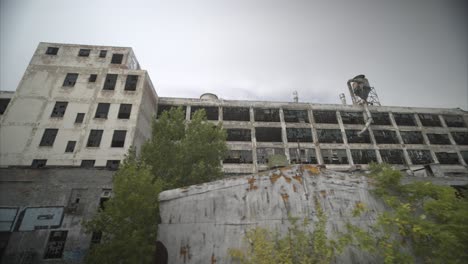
[292,175,303,184]
[293,184,297,192]
[270,173,281,184]
[281,193,289,202]
[320,190,327,198]
[303,164,320,175]
[211,253,217,264]
[247,177,258,191]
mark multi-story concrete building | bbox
[0,42,467,263]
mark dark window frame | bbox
[111,54,124,64]
[39,129,58,147]
[103,74,118,90]
[31,159,47,168]
[43,230,68,259]
[226,129,251,141]
[87,130,104,147]
[65,141,76,153]
[118,104,132,119]
[286,128,313,143]
[394,113,416,126]
[111,130,127,148]
[255,127,283,142]
[283,109,309,123]
[78,49,91,57]
[89,74,97,82]
[81,160,95,168]
[124,75,139,91]
[63,73,78,87]
[95,103,110,119]
[45,47,59,55]
[75,113,85,123]
[99,50,107,58]
[222,107,250,121]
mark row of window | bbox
[31,159,120,170]
[63,73,139,91]
[39,129,127,149]
[225,128,468,145]
[157,105,466,128]
[51,102,132,121]
[224,148,468,165]
[45,46,124,64]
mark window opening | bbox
[351,149,377,164]
[111,130,126,147]
[435,152,459,164]
[157,105,186,119]
[286,128,313,142]
[317,129,343,143]
[74,113,85,123]
[99,50,107,58]
[43,231,67,259]
[89,74,97,82]
[63,73,78,87]
[451,132,468,145]
[0,98,11,115]
[226,129,251,141]
[39,129,58,146]
[418,114,441,127]
[427,133,451,145]
[78,49,90,57]
[31,159,47,168]
[124,75,139,91]
[289,148,317,164]
[408,150,433,164]
[46,47,59,55]
[443,115,465,127]
[223,150,253,164]
[87,130,103,147]
[283,109,309,123]
[254,108,280,122]
[222,107,250,121]
[111,54,123,64]
[191,106,219,120]
[321,149,348,164]
[373,130,399,144]
[118,104,132,119]
[461,151,468,164]
[313,110,337,124]
[255,127,282,142]
[65,141,76,153]
[256,148,284,164]
[51,102,68,117]
[81,160,95,168]
[371,112,391,125]
[394,113,416,126]
[341,111,364,124]
[103,74,117,90]
[400,131,424,144]
[380,149,405,164]
[346,129,371,143]
[95,103,110,119]
[106,160,120,170]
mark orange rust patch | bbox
[292,175,303,184]
[320,190,327,198]
[180,245,189,263]
[247,177,258,191]
[284,176,292,183]
[293,184,297,192]
[281,193,289,202]
[211,253,217,264]
[270,173,281,184]
[303,164,320,174]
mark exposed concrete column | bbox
[309,109,323,165]
[279,108,290,161]
[440,114,467,166]
[364,110,382,163]
[218,106,223,122]
[250,107,258,173]
[414,113,439,164]
[185,105,191,121]
[336,111,354,166]
[388,112,412,165]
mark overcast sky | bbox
[1,0,467,109]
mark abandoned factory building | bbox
[0,42,468,263]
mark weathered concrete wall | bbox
[0,168,113,264]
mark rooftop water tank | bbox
[200,93,218,100]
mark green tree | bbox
[347,163,468,264]
[85,107,227,263]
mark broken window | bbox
[451,132,468,145]
[89,74,97,82]
[0,98,11,114]
[443,115,466,128]
[400,131,424,144]
[157,105,186,119]
[435,152,459,164]
[255,127,282,142]
[226,129,251,141]
[63,73,78,87]
[78,49,90,57]
[345,130,371,144]
[31,159,47,168]
[316,129,343,143]
[380,149,405,164]
[283,109,309,123]
[351,149,377,164]
[81,160,95,168]
[75,113,85,123]
[373,130,399,144]
[341,111,364,124]
[223,107,250,121]
[321,149,348,164]
[254,108,280,122]
[124,75,139,91]
[86,130,103,147]
[427,133,451,145]
[103,74,117,90]
[99,50,107,58]
[95,103,110,119]
[286,128,313,142]
[461,151,468,164]
[256,148,284,164]
[371,112,391,125]
[289,148,317,164]
[418,114,441,127]
[51,102,68,117]
[45,47,59,55]
[65,141,76,153]
[111,130,126,147]
[313,110,338,124]
[39,129,58,146]
[191,106,219,120]
[223,150,253,164]
[106,160,120,170]
[111,54,124,64]
[118,104,132,119]
[43,231,67,259]
[393,113,416,126]
[408,150,433,165]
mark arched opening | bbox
[154,241,168,264]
